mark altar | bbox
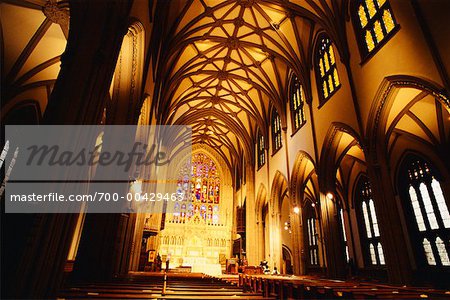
[157,151,233,277]
[159,221,231,276]
[180,257,222,275]
[191,263,222,276]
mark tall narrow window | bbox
[271,109,282,152]
[316,36,340,102]
[399,155,450,268]
[304,202,320,267]
[356,175,385,266]
[339,208,350,262]
[355,0,397,56]
[257,130,265,168]
[290,75,306,131]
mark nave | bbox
[2,0,450,298]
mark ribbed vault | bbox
[1,0,69,116]
[155,0,347,168]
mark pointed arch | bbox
[2,99,42,125]
[270,170,289,214]
[319,122,365,197]
[256,183,268,219]
[290,150,318,207]
[367,75,449,165]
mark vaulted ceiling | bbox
[1,0,69,115]
[155,0,347,169]
[2,0,349,172]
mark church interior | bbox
[1,0,450,299]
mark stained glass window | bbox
[356,175,385,266]
[317,37,340,101]
[401,156,450,267]
[272,109,282,152]
[290,75,306,131]
[257,130,265,168]
[356,0,397,55]
[175,153,220,224]
[305,203,319,266]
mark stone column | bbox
[290,211,304,274]
[5,1,134,297]
[129,213,147,271]
[319,192,346,278]
[245,165,258,265]
[71,126,138,281]
[366,161,413,284]
[44,0,133,125]
[269,209,282,270]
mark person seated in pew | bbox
[271,267,279,275]
[259,260,270,274]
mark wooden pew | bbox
[237,274,450,300]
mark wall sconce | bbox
[293,206,300,214]
[326,192,334,200]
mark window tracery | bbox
[356,0,397,55]
[316,37,340,101]
[290,75,306,131]
[356,176,385,266]
[272,109,282,152]
[401,156,450,267]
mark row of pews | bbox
[237,274,450,299]
[59,272,274,299]
[59,276,164,299]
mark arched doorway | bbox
[282,245,294,275]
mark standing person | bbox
[155,254,162,272]
[165,253,171,272]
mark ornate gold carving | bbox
[43,0,69,27]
